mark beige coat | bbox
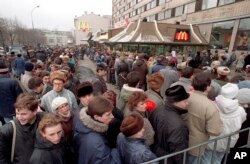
[186,91,223,156]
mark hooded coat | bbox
[132,59,148,89]
[72,108,121,164]
[116,84,143,112]
[207,95,246,152]
[29,132,67,164]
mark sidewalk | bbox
[77,57,120,94]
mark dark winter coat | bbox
[0,113,43,164]
[0,75,23,117]
[117,133,157,164]
[132,59,148,89]
[14,57,25,77]
[151,103,189,164]
[72,108,121,164]
[29,131,67,164]
[92,75,107,96]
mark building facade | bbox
[44,30,74,47]
[112,0,250,52]
[74,12,112,45]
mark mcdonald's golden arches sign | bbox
[174,30,190,42]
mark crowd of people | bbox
[0,46,250,164]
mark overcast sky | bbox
[0,0,112,31]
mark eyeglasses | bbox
[57,103,69,110]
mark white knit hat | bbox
[236,88,250,104]
[51,97,68,113]
[221,83,239,99]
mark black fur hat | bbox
[76,81,93,97]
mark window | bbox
[234,18,250,50]
[175,6,183,16]
[202,0,218,10]
[165,10,171,18]
[210,20,235,49]
[49,39,54,43]
[151,0,157,8]
[137,7,141,15]
[219,0,235,6]
[141,6,145,12]
[149,15,156,22]
[159,0,166,5]
[57,38,62,43]
[184,2,196,14]
[158,11,165,20]
[146,3,151,10]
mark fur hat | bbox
[0,62,9,73]
[120,113,144,137]
[25,62,34,72]
[236,88,250,105]
[76,81,93,97]
[165,85,190,103]
[50,70,66,83]
[51,97,68,113]
[217,66,230,76]
[221,83,239,99]
[147,72,164,91]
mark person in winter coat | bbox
[20,62,34,92]
[205,83,246,164]
[0,63,23,122]
[151,85,189,164]
[145,72,165,120]
[14,54,25,79]
[132,54,148,90]
[115,54,129,90]
[117,113,157,164]
[29,113,67,164]
[0,94,43,164]
[117,71,143,112]
[151,55,167,74]
[40,70,78,112]
[76,81,94,109]
[235,88,250,147]
[73,96,121,164]
[187,72,223,164]
[124,91,155,146]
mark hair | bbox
[38,113,61,133]
[30,58,37,64]
[28,77,43,90]
[127,71,141,87]
[181,67,194,78]
[34,64,42,70]
[54,57,63,65]
[128,91,147,110]
[76,81,93,97]
[87,96,113,117]
[192,72,211,92]
[38,71,50,79]
[15,93,39,112]
[230,75,245,84]
[147,72,164,91]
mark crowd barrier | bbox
[143,127,250,164]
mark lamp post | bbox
[31,5,40,30]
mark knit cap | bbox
[51,97,68,113]
[236,88,250,105]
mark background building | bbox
[74,12,112,45]
[44,30,74,47]
[112,0,250,52]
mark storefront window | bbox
[234,18,250,51]
[210,20,234,49]
[219,0,235,6]
[202,0,218,10]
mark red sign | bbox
[175,30,190,41]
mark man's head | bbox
[181,67,194,79]
[87,96,114,125]
[165,85,190,109]
[39,113,63,144]
[76,81,94,106]
[127,71,141,87]
[24,62,34,72]
[28,77,44,94]
[192,72,212,92]
[96,62,107,77]
[15,94,39,125]
[50,71,66,92]
[147,72,164,91]
[38,71,50,85]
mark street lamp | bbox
[31,5,40,30]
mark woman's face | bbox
[135,101,146,112]
[57,103,70,115]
